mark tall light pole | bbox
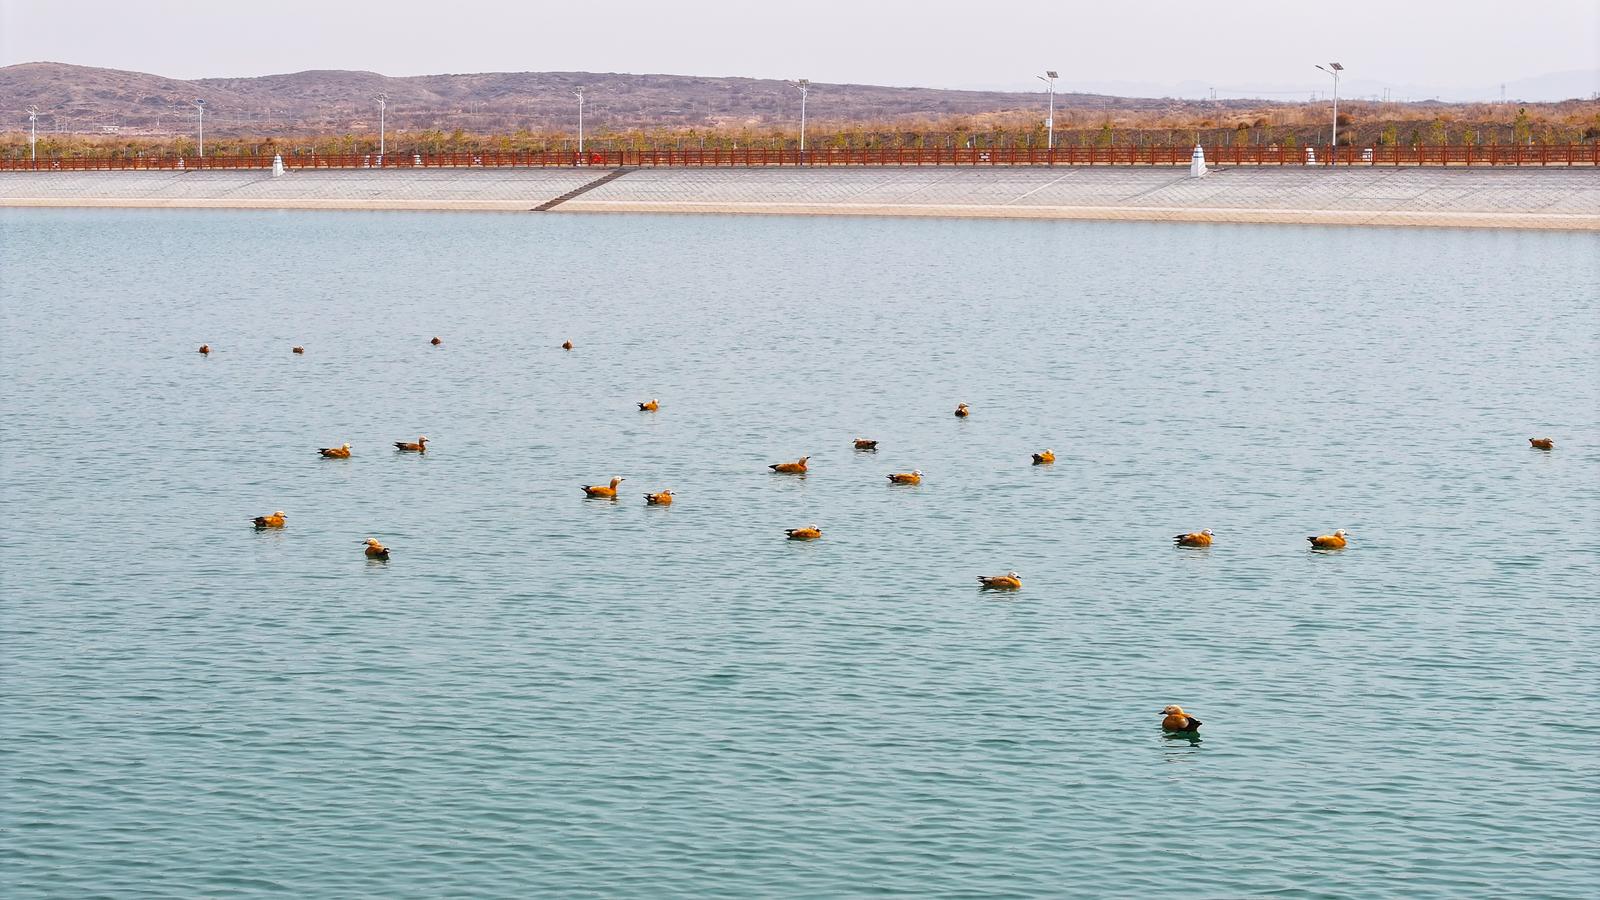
[375,92,387,158]
[574,88,585,157]
[1316,62,1343,159]
[789,79,809,154]
[26,104,39,161]
[194,98,205,157]
[1036,70,1058,150]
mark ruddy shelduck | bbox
[887,470,923,485]
[853,438,879,451]
[292,346,305,354]
[769,456,810,474]
[1307,529,1349,550]
[1032,449,1056,465]
[317,443,352,459]
[394,436,429,453]
[362,538,391,560]
[638,399,659,412]
[644,489,675,506]
[252,510,287,529]
[561,339,573,351]
[785,524,822,541]
[954,403,970,418]
[582,476,625,499]
[977,571,1022,591]
[1529,437,1554,450]
[430,336,442,346]
[1161,705,1202,732]
[1173,529,1214,547]
[198,344,211,355]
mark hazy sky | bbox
[3,0,1597,95]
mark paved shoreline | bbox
[4,167,1596,229]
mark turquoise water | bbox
[2,208,1597,897]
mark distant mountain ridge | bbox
[1,61,1269,135]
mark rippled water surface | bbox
[2,208,1598,897]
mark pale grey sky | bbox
[3,0,1597,99]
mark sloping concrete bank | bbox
[3,167,1596,229]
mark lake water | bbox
[2,207,1597,897]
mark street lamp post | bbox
[1036,71,1058,151]
[789,79,810,158]
[1316,62,1343,162]
[375,93,388,159]
[26,105,39,162]
[194,98,205,157]
[574,88,585,158]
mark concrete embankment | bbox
[3,167,1597,229]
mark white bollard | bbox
[1189,144,1207,178]
[1305,146,1317,165]
[272,154,285,177]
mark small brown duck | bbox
[292,346,305,354]
[1173,529,1214,548]
[769,456,810,475]
[644,489,675,506]
[362,538,391,560]
[317,443,352,459]
[853,438,879,451]
[394,436,429,453]
[977,571,1022,591]
[198,344,211,355]
[1032,448,1055,465]
[1529,437,1554,450]
[638,399,660,412]
[561,339,573,351]
[1308,529,1349,550]
[251,510,286,529]
[1160,705,1202,732]
[785,524,822,541]
[582,476,625,499]
[430,336,442,346]
[887,470,923,485]
[954,403,970,418]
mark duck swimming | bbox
[769,456,810,474]
[1173,529,1214,547]
[785,525,822,541]
[1032,449,1055,465]
[644,489,675,505]
[638,399,659,412]
[977,571,1022,591]
[318,443,351,459]
[362,538,391,560]
[582,476,625,499]
[394,436,429,453]
[954,403,970,418]
[853,438,879,451]
[1160,705,1201,732]
[887,470,923,485]
[1529,437,1554,450]
[252,510,286,529]
[1308,529,1349,550]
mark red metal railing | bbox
[3,144,1596,170]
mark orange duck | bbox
[1160,705,1202,732]
[362,538,391,560]
[561,339,573,351]
[1307,529,1349,550]
[638,399,660,412]
[198,344,211,355]
[1032,449,1055,465]
[582,476,625,499]
[1529,437,1554,450]
[644,489,675,505]
[394,436,429,453]
[430,336,442,346]
[853,438,879,451]
[954,403,970,418]
[292,346,305,354]
[1173,529,1214,547]
[887,470,923,485]
[317,443,351,459]
[769,456,810,474]
[785,525,822,541]
[977,571,1022,591]
[251,510,286,529]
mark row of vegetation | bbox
[4,103,1596,158]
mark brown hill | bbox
[2,61,1255,136]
